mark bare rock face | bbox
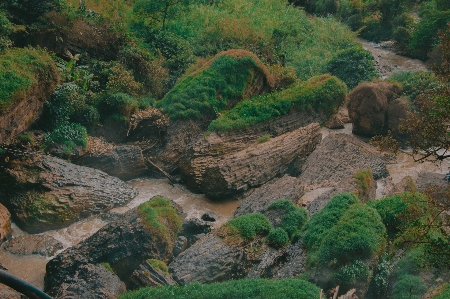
[169,235,250,285]
[49,263,126,299]
[0,154,138,233]
[234,175,304,217]
[272,240,308,279]
[128,260,176,290]
[5,235,63,257]
[0,203,11,244]
[416,172,450,191]
[348,82,401,136]
[0,284,26,299]
[76,145,147,181]
[201,123,322,199]
[382,176,417,197]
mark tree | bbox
[133,0,191,30]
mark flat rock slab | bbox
[5,235,63,257]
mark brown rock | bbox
[201,123,322,199]
[348,82,401,136]
[0,203,11,244]
[5,235,63,257]
[0,284,26,299]
[387,97,410,136]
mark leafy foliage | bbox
[97,92,139,121]
[303,193,358,251]
[118,278,320,299]
[208,75,347,131]
[391,274,427,299]
[367,194,409,238]
[223,213,273,241]
[267,199,308,240]
[43,123,88,152]
[267,227,289,247]
[334,260,370,286]
[327,46,379,90]
[137,196,183,247]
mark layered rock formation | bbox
[128,260,176,289]
[5,235,63,257]
[201,123,321,199]
[0,153,138,233]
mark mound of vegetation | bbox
[137,196,183,248]
[118,278,320,299]
[267,199,308,243]
[156,50,273,120]
[208,74,347,131]
[0,47,57,113]
[219,213,273,242]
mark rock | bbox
[416,172,450,191]
[5,235,63,257]
[169,235,249,285]
[0,154,138,233]
[172,236,187,258]
[180,218,212,248]
[306,188,339,215]
[0,284,26,299]
[48,263,126,299]
[272,240,308,279]
[181,110,328,192]
[324,114,344,129]
[0,203,11,244]
[348,82,401,136]
[45,200,183,294]
[246,247,286,279]
[201,211,217,222]
[201,123,322,199]
[382,176,417,197]
[127,108,169,142]
[234,175,304,217]
[128,260,176,290]
[76,145,147,180]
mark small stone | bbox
[201,212,217,222]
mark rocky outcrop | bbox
[235,175,304,217]
[0,203,11,244]
[347,82,401,136]
[179,218,212,248]
[382,176,417,197]
[128,260,176,290]
[0,284,26,299]
[48,263,126,299]
[0,153,138,233]
[45,201,183,295]
[246,247,286,279]
[201,211,217,222]
[181,111,328,192]
[416,172,450,191]
[5,235,63,257]
[169,235,249,285]
[201,123,322,199]
[272,240,308,279]
[76,145,147,180]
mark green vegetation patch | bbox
[334,259,370,286]
[354,169,374,201]
[303,193,358,251]
[137,196,182,247]
[433,283,450,299]
[391,274,427,299]
[267,227,289,247]
[318,203,386,265]
[43,123,88,153]
[100,262,114,273]
[146,259,168,275]
[118,278,320,299]
[208,75,347,131]
[0,47,56,114]
[367,194,409,238]
[222,213,273,241]
[156,51,271,120]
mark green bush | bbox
[224,213,273,241]
[366,255,393,299]
[267,199,297,213]
[2,0,60,25]
[434,283,450,299]
[303,193,358,251]
[156,52,270,120]
[98,92,139,120]
[208,74,347,131]
[318,203,386,265]
[137,196,183,247]
[281,209,308,238]
[367,194,409,238]
[71,105,100,129]
[388,71,442,102]
[391,274,427,299]
[334,260,370,286]
[146,259,168,275]
[43,123,88,152]
[267,228,289,247]
[327,46,379,90]
[0,48,57,114]
[118,278,320,299]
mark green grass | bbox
[257,134,270,143]
[222,213,273,241]
[0,48,56,114]
[118,278,320,299]
[100,262,114,273]
[156,51,270,120]
[137,196,182,248]
[208,74,347,131]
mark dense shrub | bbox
[391,274,427,299]
[367,194,409,238]
[318,203,386,265]
[118,278,320,299]
[223,213,273,241]
[137,196,183,247]
[327,46,379,90]
[71,105,100,129]
[208,74,347,131]
[267,199,308,239]
[0,48,57,114]
[43,123,88,152]
[97,92,139,120]
[388,71,442,102]
[366,255,393,299]
[2,0,60,25]
[303,193,358,251]
[156,51,271,119]
[267,199,297,212]
[334,260,370,286]
[267,228,289,247]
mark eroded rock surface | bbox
[0,154,137,233]
[128,260,176,290]
[0,203,11,244]
[5,235,63,257]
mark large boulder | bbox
[45,197,183,295]
[76,145,147,181]
[5,235,63,257]
[201,123,322,199]
[0,153,138,233]
[348,82,401,136]
[234,175,304,217]
[0,203,11,244]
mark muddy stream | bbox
[0,40,446,292]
